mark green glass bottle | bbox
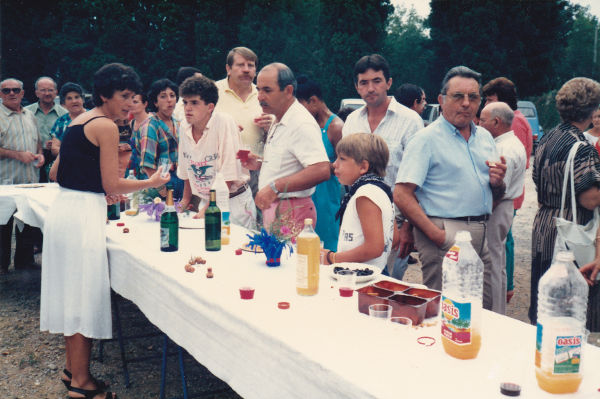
[205,189,221,251]
[107,203,120,220]
[160,189,178,252]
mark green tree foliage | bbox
[1,0,392,107]
[428,0,572,97]
[555,4,600,82]
[383,6,434,98]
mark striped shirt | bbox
[342,97,424,187]
[0,104,41,184]
[138,115,179,179]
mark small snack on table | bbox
[235,248,243,255]
[206,267,214,278]
[184,264,195,273]
[123,228,130,233]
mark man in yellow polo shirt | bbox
[215,47,271,197]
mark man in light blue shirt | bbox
[394,66,506,309]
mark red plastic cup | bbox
[237,149,250,162]
[239,287,255,300]
[339,287,354,297]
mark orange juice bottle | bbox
[440,231,483,360]
[535,251,588,394]
[296,218,320,296]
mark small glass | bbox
[369,304,392,319]
[337,269,356,297]
[159,158,171,178]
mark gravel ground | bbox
[1,163,598,398]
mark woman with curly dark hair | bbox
[531,77,600,332]
[42,63,170,399]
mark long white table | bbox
[3,184,600,398]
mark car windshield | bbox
[519,107,535,118]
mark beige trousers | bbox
[413,217,493,310]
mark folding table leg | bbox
[178,345,188,399]
[112,293,131,387]
[159,335,169,399]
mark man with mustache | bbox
[215,47,266,198]
[0,78,44,273]
[241,63,329,233]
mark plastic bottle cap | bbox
[556,251,575,262]
[499,382,521,396]
[454,230,472,242]
[277,302,290,309]
[304,218,312,225]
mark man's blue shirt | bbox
[396,115,499,217]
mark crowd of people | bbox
[2,46,600,398]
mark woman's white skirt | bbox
[40,187,112,339]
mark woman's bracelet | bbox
[326,250,336,264]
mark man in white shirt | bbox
[479,101,526,314]
[176,74,256,229]
[242,63,330,232]
[342,54,424,279]
[214,47,271,198]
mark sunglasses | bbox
[1,88,22,94]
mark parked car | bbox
[422,104,440,126]
[517,100,543,146]
[339,98,365,112]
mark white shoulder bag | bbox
[554,140,600,268]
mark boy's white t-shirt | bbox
[177,111,248,201]
[337,184,394,270]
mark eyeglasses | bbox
[1,88,22,94]
[445,92,481,103]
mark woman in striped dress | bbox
[531,78,600,331]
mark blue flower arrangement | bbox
[246,228,294,267]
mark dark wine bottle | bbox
[205,189,221,251]
[160,189,178,252]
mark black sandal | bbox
[68,386,117,399]
[62,369,109,391]
[61,369,72,389]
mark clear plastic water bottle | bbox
[440,230,483,359]
[124,170,139,216]
[535,251,589,394]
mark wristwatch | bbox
[269,181,280,195]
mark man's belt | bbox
[449,214,490,222]
[229,184,248,199]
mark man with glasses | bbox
[394,66,507,310]
[25,76,66,183]
[0,78,44,273]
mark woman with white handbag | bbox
[532,77,600,332]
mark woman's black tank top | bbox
[57,116,107,193]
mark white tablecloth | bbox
[2,186,600,398]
